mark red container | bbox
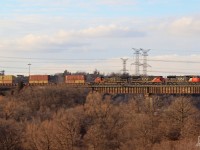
[29,75,49,81]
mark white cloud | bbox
[67,25,145,38]
[149,16,200,37]
[0,24,146,52]
[18,34,46,46]
[169,17,200,36]
[96,0,136,5]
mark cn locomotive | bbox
[93,75,200,85]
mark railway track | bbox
[2,83,200,94]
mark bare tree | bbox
[84,92,127,150]
[52,108,84,150]
[161,96,198,141]
[25,120,54,150]
[0,119,23,150]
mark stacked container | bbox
[0,75,15,84]
[65,75,85,84]
[29,75,49,84]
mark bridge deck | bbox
[91,84,200,94]
[1,84,200,94]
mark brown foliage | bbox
[52,107,84,150]
[0,87,200,150]
[0,97,31,121]
[0,119,23,150]
[25,120,55,150]
[25,107,85,150]
[84,92,127,150]
[160,96,199,141]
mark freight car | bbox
[29,75,49,84]
[22,74,87,85]
[65,75,86,84]
[28,75,58,85]
[0,75,16,85]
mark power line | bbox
[151,49,200,53]
[148,70,200,75]
[1,55,200,75]
[147,59,200,63]
[0,56,109,61]
[1,55,200,64]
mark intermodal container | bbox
[0,75,15,80]
[65,75,86,84]
[0,75,15,84]
[29,75,49,83]
[65,75,85,81]
[29,75,49,81]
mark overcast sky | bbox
[0,0,200,76]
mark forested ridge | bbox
[0,87,200,150]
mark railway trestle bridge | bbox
[90,84,200,95]
[1,84,200,96]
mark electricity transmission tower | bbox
[131,48,142,76]
[141,49,151,76]
[121,58,128,75]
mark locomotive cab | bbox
[94,76,104,84]
[189,76,200,83]
[151,76,165,84]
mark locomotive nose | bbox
[189,77,200,82]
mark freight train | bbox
[0,74,200,86]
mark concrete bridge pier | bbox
[144,93,154,114]
[102,93,129,103]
